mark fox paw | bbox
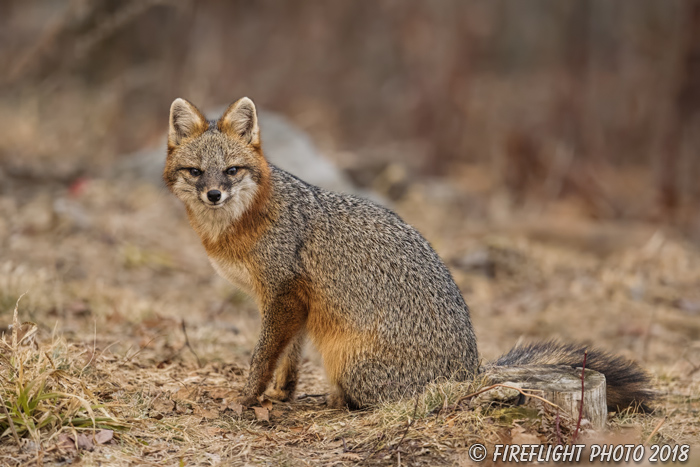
[265,387,295,402]
[327,391,348,409]
[234,394,260,407]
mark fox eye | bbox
[189,168,202,176]
[226,167,239,176]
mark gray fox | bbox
[163,97,653,411]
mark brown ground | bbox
[1,168,699,466]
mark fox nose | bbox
[207,190,222,203]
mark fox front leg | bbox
[236,294,306,406]
[266,330,305,402]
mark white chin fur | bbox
[188,176,259,240]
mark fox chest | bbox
[209,257,255,295]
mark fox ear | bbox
[168,98,207,148]
[218,97,260,146]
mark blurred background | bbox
[1,0,698,235]
[1,3,700,458]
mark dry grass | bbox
[0,174,699,465]
[0,296,128,462]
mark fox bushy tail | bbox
[488,341,654,412]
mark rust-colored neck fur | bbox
[188,156,274,261]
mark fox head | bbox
[164,97,270,238]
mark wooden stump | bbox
[481,365,608,430]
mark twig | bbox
[123,335,161,363]
[12,292,28,350]
[644,416,667,445]
[394,395,420,453]
[572,350,587,444]
[96,340,123,363]
[363,395,419,464]
[456,383,563,411]
[642,309,657,362]
[362,433,386,463]
[80,319,98,376]
[0,392,21,448]
[555,410,563,445]
[684,357,700,377]
[434,385,448,419]
[5,2,74,83]
[75,0,174,59]
[181,319,202,368]
[43,350,56,370]
[296,393,330,400]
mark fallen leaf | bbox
[94,429,114,445]
[174,401,190,414]
[341,452,362,461]
[261,399,273,410]
[254,407,269,422]
[172,387,197,401]
[76,433,94,451]
[194,406,220,419]
[151,397,174,414]
[16,322,39,347]
[209,388,236,400]
[227,401,243,415]
[57,433,77,453]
